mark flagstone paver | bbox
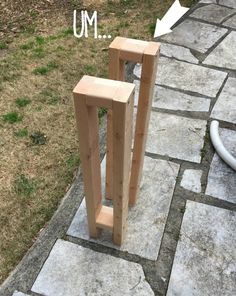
[12,292,29,296]
[146,112,207,163]
[219,0,236,8]
[206,128,236,204]
[67,156,179,260]
[180,169,202,193]
[167,201,236,296]
[160,43,199,64]
[134,58,227,97]
[133,80,211,112]
[32,239,154,296]
[160,19,228,53]
[203,32,236,70]
[190,4,235,24]
[211,77,236,124]
[223,14,236,28]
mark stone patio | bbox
[32,240,154,296]
[1,1,236,296]
[211,77,236,124]
[67,156,179,260]
[206,128,236,204]
[167,201,236,296]
[160,19,227,53]
[203,32,236,70]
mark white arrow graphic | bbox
[154,0,189,38]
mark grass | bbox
[14,174,36,198]
[15,97,31,108]
[3,112,23,124]
[0,0,197,284]
[0,42,8,50]
[33,61,58,75]
[14,128,28,137]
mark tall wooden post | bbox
[106,37,160,206]
[73,75,134,245]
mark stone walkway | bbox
[1,0,236,295]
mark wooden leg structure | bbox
[73,37,160,246]
[73,76,134,245]
[106,37,160,206]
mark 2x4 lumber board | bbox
[112,87,134,245]
[96,206,114,231]
[73,96,102,238]
[129,42,160,206]
[106,38,126,200]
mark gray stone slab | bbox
[167,200,236,296]
[211,77,236,124]
[223,14,236,29]
[191,4,235,24]
[180,169,202,193]
[12,292,30,296]
[146,112,207,163]
[133,80,211,112]
[219,0,236,8]
[206,128,236,204]
[160,19,228,53]
[204,32,236,70]
[134,57,227,97]
[32,239,154,296]
[199,0,216,3]
[160,43,199,64]
[67,156,179,260]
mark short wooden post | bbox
[106,37,160,206]
[73,75,134,245]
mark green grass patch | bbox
[14,128,28,137]
[83,64,96,75]
[98,107,107,118]
[15,97,31,108]
[3,112,23,124]
[62,28,74,36]
[32,66,48,75]
[47,61,58,70]
[148,22,156,36]
[20,41,34,50]
[14,174,36,198]
[35,36,45,45]
[39,89,60,105]
[33,61,58,75]
[66,153,80,168]
[33,47,45,58]
[0,42,8,50]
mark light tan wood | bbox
[129,42,160,205]
[112,86,134,245]
[106,38,160,206]
[73,95,102,238]
[74,75,134,245]
[105,37,126,200]
[120,39,149,63]
[96,206,113,231]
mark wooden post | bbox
[113,84,134,245]
[106,37,126,200]
[106,37,160,206]
[73,75,134,245]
